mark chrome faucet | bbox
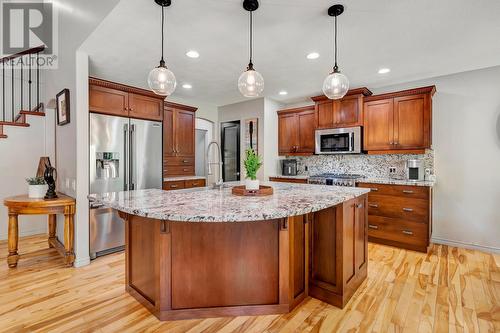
[206,141,224,189]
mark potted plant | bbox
[26,177,47,199]
[243,148,262,190]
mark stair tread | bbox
[19,110,45,116]
[0,121,30,127]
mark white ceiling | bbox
[81,0,500,106]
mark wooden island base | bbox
[120,194,368,321]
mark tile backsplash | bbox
[293,149,434,179]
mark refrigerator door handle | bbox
[123,123,129,191]
[129,124,135,190]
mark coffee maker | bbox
[406,159,424,181]
[281,159,298,176]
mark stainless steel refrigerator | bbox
[89,113,162,259]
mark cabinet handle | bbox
[183,160,189,163]
[369,203,379,208]
[183,168,188,172]
[390,141,394,145]
[370,188,379,191]
[170,185,178,188]
[402,190,414,194]
[402,208,414,212]
[402,230,413,235]
[368,224,379,229]
[356,203,363,209]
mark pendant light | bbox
[322,4,349,100]
[148,0,177,96]
[238,0,264,98]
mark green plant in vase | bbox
[243,148,262,190]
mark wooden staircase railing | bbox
[0,46,45,139]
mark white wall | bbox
[369,66,500,252]
[219,98,266,180]
[0,112,55,240]
[263,99,281,178]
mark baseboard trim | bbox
[431,237,500,254]
[0,227,47,241]
[73,256,91,268]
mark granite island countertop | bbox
[88,182,370,222]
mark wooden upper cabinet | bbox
[278,113,299,155]
[175,110,195,156]
[336,95,362,127]
[363,86,435,154]
[316,100,334,129]
[89,77,165,121]
[278,107,315,156]
[163,108,175,157]
[89,85,128,116]
[297,110,315,153]
[393,94,431,149]
[312,88,372,129]
[129,93,163,121]
[364,99,394,151]
[163,101,197,158]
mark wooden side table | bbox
[3,194,76,268]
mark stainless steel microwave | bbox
[315,126,362,154]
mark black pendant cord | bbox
[248,11,254,70]
[160,5,165,67]
[333,14,338,72]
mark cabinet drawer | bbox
[164,156,195,166]
[367,194,428,223]
[185,179,206,188]
[358,182,429,200]
[164,165,195,177]
[163,180,185,191]
[367,215,428,247]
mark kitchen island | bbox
[89,183,370,321]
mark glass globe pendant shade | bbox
[322,69,349,100]
[148,63,177,96]
[238,67,264,98]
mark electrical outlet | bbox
[389,167,397,174]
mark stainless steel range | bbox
[308,173,364,187]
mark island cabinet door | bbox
[354,195,368,273]
[309,207,342,295]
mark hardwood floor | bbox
[0,234,498,332]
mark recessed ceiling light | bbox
[306,52,320,60]
[279,90,288,96]
[186,50,200,58]
[182,83,192,89]
[378,68,391,74]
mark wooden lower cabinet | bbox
[357,182,432,252]
[121,195,368,321]
[269,177,308,184]
[309,195,368,308]
[163,178,206,191]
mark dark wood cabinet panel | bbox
[357,182,431,252]
[175,110,195,157]
[354,196,367,272]
[184,178,206,188]
[89,78,164,121]
[89,85,128,116]
[163,108,175,157]
[129,93,163,121]
[363,86,435,154]
[336,95,362,127]
[269,177,308,184]
[163,102,197,177]
[297,110,315,153]
[393,94,431,149]
[278,106,315,156]
[163,180,185,191]
[316,101,334,129]
[278,113,299,155]
[363,99,394,151]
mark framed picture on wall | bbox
[56,89,70,126]
[244,118,258,153]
